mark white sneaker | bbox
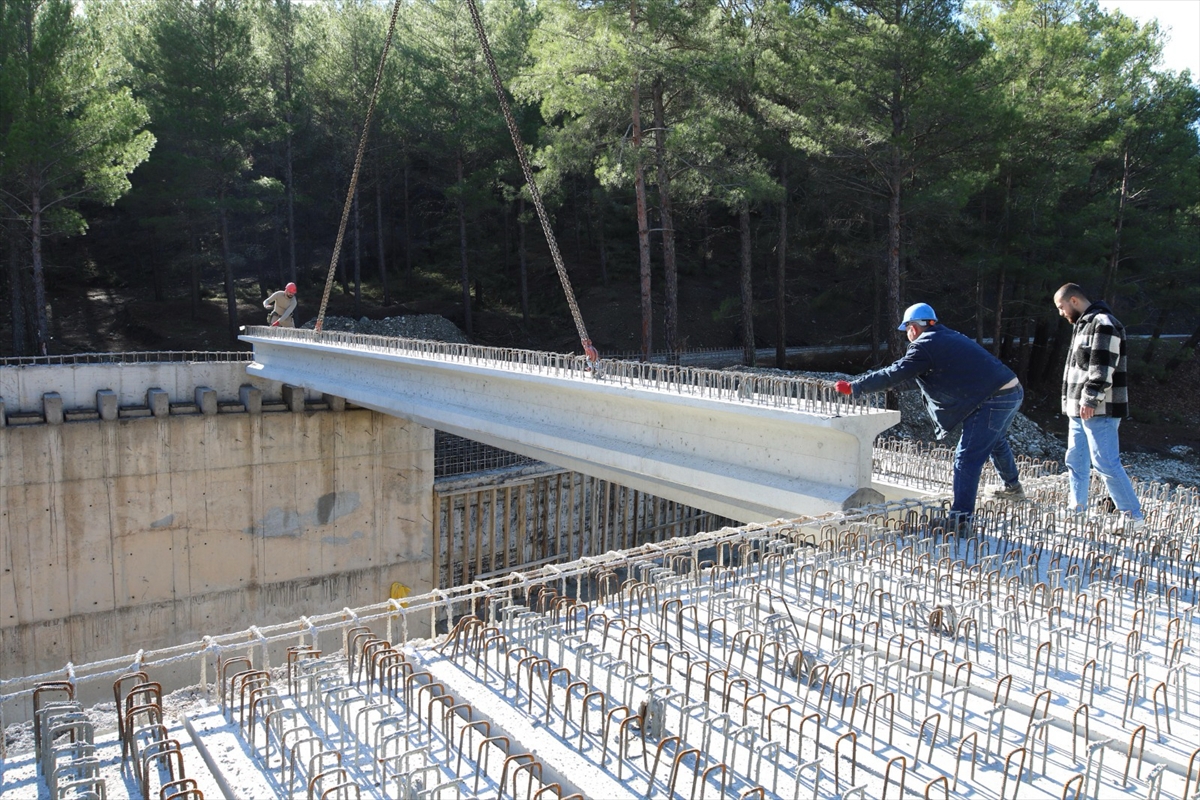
[1107,512,1146,535]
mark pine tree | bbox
[0,0,153,354]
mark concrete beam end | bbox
[0,396,6,428]
[239,385,263,414]
[195,386,218,415]
[96,389,118,421]
[842,486,885,512]
[322,393,346,412]
[282,384,305,413]
[147,388,169,417]
[43,392,64,425]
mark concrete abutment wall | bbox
[0,361,434,679]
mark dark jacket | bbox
[851,324,1017,438]
[1061,301,1128,418]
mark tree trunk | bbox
[572,178,582,260]
[280,0,298,287]
[1027,313,1050,388]
[632,73,652,360]
[991,266,1007,357]
[353,188,361,316]
[219,205,238,344]
[886,164,903,361]
[518,196,529,325]
[1102,147,1130,304]
[403,154,412,274]
[31,189,48,355]
[1144,306,1168,364]
[653,78,678,361]
[376,180,389,306]
[256,243,271,303]
[457,156,472,336]
[739,204,755,367]
[285,129,297,284]
[1017,313,1034,384]
[7,218,27,356]
[596,192,609,287]
[190,258,201,321]
[975,271,985,343]
[870,213,881,366]
[1042,317,1070,385]
[775,162,787,368]
[151,247,164,303]
[503,199,511,274]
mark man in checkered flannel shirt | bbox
[1054,283,1145,534]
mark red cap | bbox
[285,282,297,295]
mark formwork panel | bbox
[53,423,108,483]
[62,512,117,616]
[0,519,18,628]
[110,417,172,477]
[108,471,177,537]
[182,522,254,596]
[176,414,255,473]
[5,482,69,626]
[114,520,181,607]
[258,411,323,468]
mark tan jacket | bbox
[264,291,297,327]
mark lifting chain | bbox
[316,0,599,369]
[464,0,598,365]
[314,0,404,333]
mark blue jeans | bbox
[951,386,1023,517]
[1065,416,1143,518]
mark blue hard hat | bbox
[898,303,938,330]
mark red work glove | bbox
[835,380,853,396]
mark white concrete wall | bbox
[0,408,434,678]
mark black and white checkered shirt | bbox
[1061,301,1128,418]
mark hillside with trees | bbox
[2,0,1198,393]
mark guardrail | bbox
[0,351,251,367]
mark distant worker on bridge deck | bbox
[264,282,298,328]
[835,302,1025,528]
[1054,283,1145,534]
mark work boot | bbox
[991,482,1026,502]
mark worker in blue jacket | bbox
[836,303,1025,526]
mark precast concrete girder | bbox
[241,329,900,522]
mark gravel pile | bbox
[1123,452,1200,488]
[300,314,471,344]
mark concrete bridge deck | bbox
[240,327,901,522]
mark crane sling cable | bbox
[315,0,599,368]
[313,0,403,334]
